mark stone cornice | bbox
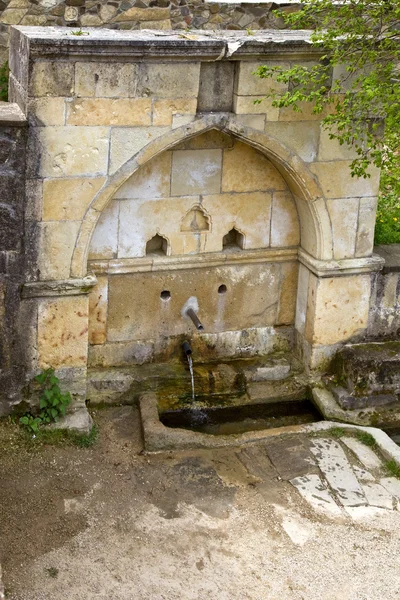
[299,249,385,278]
[88,247,298,275]
[12,27,323,61]
[22,275,97,299]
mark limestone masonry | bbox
[0,26,394,420]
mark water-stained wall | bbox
[87,131,300,364]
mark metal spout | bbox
[182,340,192,356]
[185,308,204,331]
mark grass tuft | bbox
[385,459,400,479]
[327,427,346,438]
[355,431,377,448]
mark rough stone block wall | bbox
[0,104,28,415]
[0,0,300,64]
[368,245,400,339]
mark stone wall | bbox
[0,26,387,417]
[0,102,28,415]
[368,245,400,339]
[0,0,299,64]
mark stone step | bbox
[311,438,367,507]
[290,474,343,517]
[341,436,382,470]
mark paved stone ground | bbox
[1,407,400,600]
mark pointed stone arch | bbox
[71,113,331,277]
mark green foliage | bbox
[71,28,89,36]
[254,0,400,197]
[385,459,400,479]
[327,426,346,438]
[0,60,9,102]
[19,369,71,433]
[355,430,377,448]
[45,567,59,578]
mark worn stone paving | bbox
[2,408,400,600]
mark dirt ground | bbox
[1,406,400,600]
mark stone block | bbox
[20,14,47,25]
[356,196,377,258]
[106,264,280,343]
[38,221,81,280]
[235,114,265,131]
[28,97,66,127]
[153,98,197,127]
[171,148,222,196]
[202,192,272,251]
[233,95,280,119]
[294,263,309,336]
[140,19,172,30]
[88,276,108,345]
[310,161,380,199]
[265,121,320,162]
[1,8,27,24]
[278,101,327,122]
[270,191,300,247]
[109,126,170,174]
[278,261,298,325]
[37,126,109,177]
[331,386,397,410]
[66,98,152,126]
[75,62,138,98]
[245,359,290,382]
[173,130,234,151]
[88,200,119,260]
[309,274,371,345]
[29,61,75,97]
[25,179,43,221]
[197,62,235,112]
[317,127,359,161]
[88,340,154,368]
[222,141,287,193]
[80,13,103,26]
[113,6,170,21]
[114,151,171,200]
[327,198,359,259]
[235,61,289,96]
[43,177,105,221]
[137,62,200,99]
[37,296,89,369]
[117,195,196,257]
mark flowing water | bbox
[187,355,195,401]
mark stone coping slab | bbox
[0,102,27,127]
[12,26,320,60]
[374,244,400,274]
[313,386,400,428]
[139,391,400,459]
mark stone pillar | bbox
[21,277,97,432]
[295,250,384,371]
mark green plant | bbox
[355,431,377,448]
[19,369,71,433]
[328,426,346,438]
[45,567,59,578]
[71,28,89,36]
[385,459,400,479]
[254,0,400,183]
[0,60,9,102]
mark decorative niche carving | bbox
[146,233,168,256]
[222,227,245,250]
[181,206,210,232]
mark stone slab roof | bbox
[12,26,320,60]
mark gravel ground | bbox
[1,406,400,600]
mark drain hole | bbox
[160,290,171,301]
[218,284,227,294]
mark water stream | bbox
[187,355,195,401]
